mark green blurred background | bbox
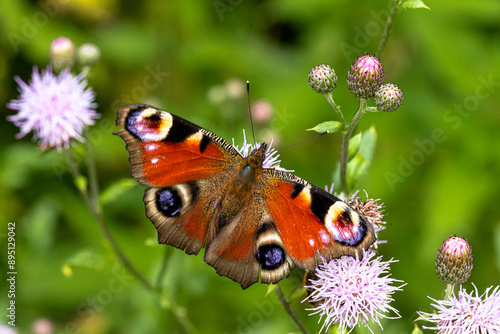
[1,0,500,333]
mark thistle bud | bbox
[77,43,101,66]
[436,236,473,285]
[308,64,338,94]
[375,83,403,112]
[347,54,384,99]
[50,37,76,71]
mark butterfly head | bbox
[232,130,293,172]
[246,143,268,167]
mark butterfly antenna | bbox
[246,81,257,144]
[277,131,328,151]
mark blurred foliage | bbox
[1,0,500,333]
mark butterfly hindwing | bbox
[204,194,294,289]
[262,169,376,270]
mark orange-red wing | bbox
[116,104,239,187]
[263,171,376,269]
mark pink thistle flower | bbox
[418,284,500,333]
[348,192,386,233]
[304,250,405,333]
[7,66,99,151]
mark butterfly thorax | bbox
[226,143,265,196]
[210,144,268,231]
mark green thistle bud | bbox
[347,54,384,99]
[375,83,403,112]
[77,43,101,67]
[308,64,338,94]
[50,37,76,71]
[436,236,473,285]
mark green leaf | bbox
[346,154,368,190]
[100,178,137,205]
[359,126,377,159]
[333,126,378,192]
[346,126,377,190]
[308,121,343,134]
[348,132,362,161]
[0,143,62,189]
[288,285,307,302]
[401,0,430,10]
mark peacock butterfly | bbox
[115,103,376,289]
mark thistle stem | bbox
[156,247,171,289]
[276,284,311,334]
[376,0,401,58]
[68,146,154,291]
[444,284,455,301]
[339,99,367,194]
[325,92,346,128]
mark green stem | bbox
[339,99,367,194]
[325,92,346,128]
[444,284,455,301]
[66,150,90,204]
[375,0,401,58]
[67,145,154,291]
[84,130,101,214]
[275,284,311,334]
[156,247,171,290]
[79,141,199,332]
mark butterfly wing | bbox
[262,169,376,270]
[116,104,241,254]
[204,193,295,289]
[116,103,239,188]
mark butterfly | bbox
[115,103,376,289]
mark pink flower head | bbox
[304,250,404,333]
[7,66,99,151]
[418,284,500,333]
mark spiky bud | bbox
[77,43,101,66]
[347,54,384,99]
[436,236,473,285]
[375,83,403,112]
[308,64,338,94]
[50,37,76,71]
